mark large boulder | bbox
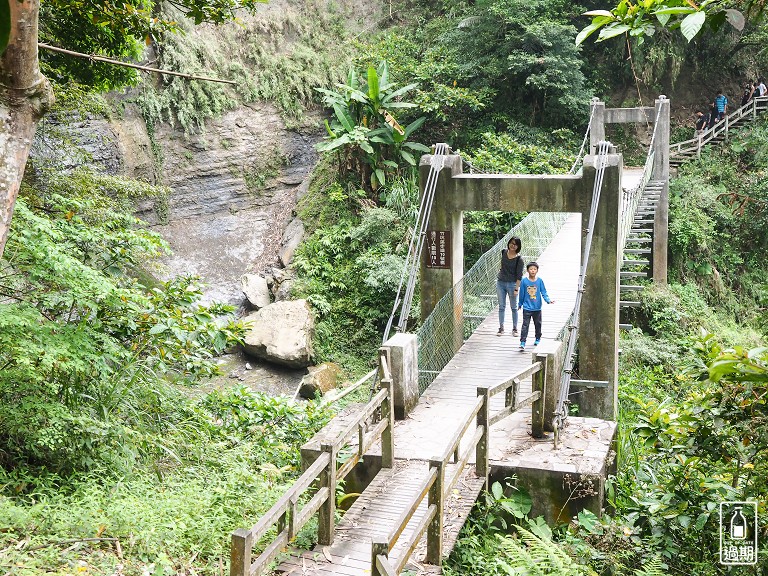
[241,273,271,309]
[242,299,314,368]
[298,362,342,399]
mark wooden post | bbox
[426,458,445,565]
[725,115,729,139]
[504,382,513,409]
[288,496,298,540]
[318,443,337,545]
[697,133,702,159]
[277,509,287,541]
[230,528,252,576]
[531,356,547,438]
[475,387,490,485]
[371,539,390,576]
[380,379,395,468]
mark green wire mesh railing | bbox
[415,212,571,393]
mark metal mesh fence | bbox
[416,212,571,393]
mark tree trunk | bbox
[0,0,54,259]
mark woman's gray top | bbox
[498,251,524,283]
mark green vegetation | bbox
[293,173,413,372]
[6,0,768,573]
[40,0,268,90]
[0,168,334,574]
[137,2,353,134]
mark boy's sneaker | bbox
[497,326,504,335]
[519,341,526,351]
[534,339,540,346]
[512,328,519,337]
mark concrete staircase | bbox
[619,179,663,322]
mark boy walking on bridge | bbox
[517,262,555,351]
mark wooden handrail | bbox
[395,504,437,573]
[386,467,438,552]
[231,376,395,576]
[489,391,542,426]
[444,425,484,498]
[485,362,542,396]
[321,368,377,406]
[230,451,330,576]
[374,552,398,576]
[436,395,485,464]
[370,389,490,575]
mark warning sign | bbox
[425,230,451,269]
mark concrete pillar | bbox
[381,333,419,420]
[419,153,464,353]
[541,343,566,432]
[652,96,670,284]
[576,149,621,421]
[589,98,606,155]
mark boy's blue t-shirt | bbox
[518,277,550,311]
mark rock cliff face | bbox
[152,103,319,222]
[30,0,382,307]
[31,97,320,304]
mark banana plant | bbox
[315,61,429,190]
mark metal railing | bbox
[670,96,768,161]
[230,351,396,576]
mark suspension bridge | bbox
[228,94,765,576]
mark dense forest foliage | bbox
[2,0,768,574]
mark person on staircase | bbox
[715,89,728,122]
[708,100,718,128]
[695,111,709,134]
[758,77,767,97]
[742,83,755,107]
[517,261,555,351]
[496,236,524,336]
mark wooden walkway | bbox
[275,215,582,576]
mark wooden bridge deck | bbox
[275,215,583,575]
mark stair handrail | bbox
[230,353,396,576]
[670,95,768,158]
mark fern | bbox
[495,528,595,576]
[137,0,353,134]
[632,557,667,576]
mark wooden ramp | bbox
[273,215,582,576]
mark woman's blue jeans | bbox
[496,280,518,328]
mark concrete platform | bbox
[490,417,617,524]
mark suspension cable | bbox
[569,101,597,175]
[553,140,610,449]
[383,143,449,342]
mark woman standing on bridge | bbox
[496,236,524,336]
